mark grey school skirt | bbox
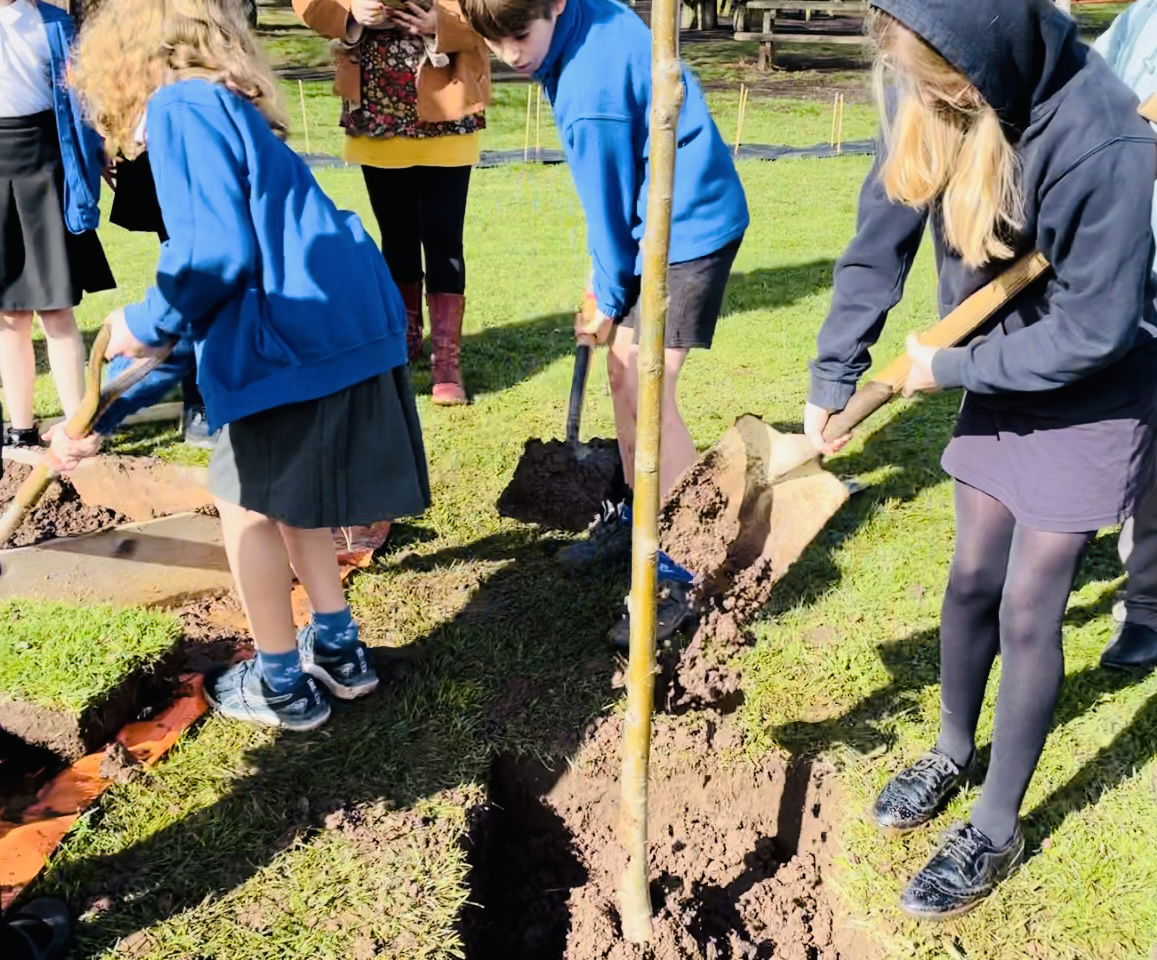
[209,367,431,529]
[941,387,1157,534]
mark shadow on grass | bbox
[422,259,837,401]
[45,533,622,956]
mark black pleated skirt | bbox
[0,112,115,312]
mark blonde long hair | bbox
[70,0,287,160]
[869,10,1023,268]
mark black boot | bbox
[1100,621,1157,671]
[5,426,39,448]
[0,897,72,960]
[872,749,969,832]
[900,821,1024,920]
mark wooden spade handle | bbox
[823,251,1051,442]
[0,324,172,547]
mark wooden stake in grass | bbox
[535,85,544,160]
[835,92,846,155]
[618,0,682,943]
[733,82,750,158]
[298,80,311,155]
[524,83,534,162]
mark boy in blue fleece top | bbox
[57,0,431,732]
[462,0,749,647]
[1092,0,1157,671]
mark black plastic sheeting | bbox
[299,139,875,172]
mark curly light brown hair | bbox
[70,0,287,160]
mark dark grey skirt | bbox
[0,112,115,311]
[209,367,431,529]
[942,388,1157,533]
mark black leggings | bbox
[935,482,1091,847]
[361,164,472,295]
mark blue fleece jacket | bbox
[1095,0,1157,271]
[38,3,102,234]
[123,79,407,431]
[534,0,749,319]
[810,0,1157,418]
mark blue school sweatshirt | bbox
[534,0,749,320]
[1095,0,1157,270]
[810,0,1157,419]
[38,3,103,234]
[123,79,407,431]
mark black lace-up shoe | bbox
[901,821,1024,920]
[872,749,969,832]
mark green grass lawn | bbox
[7,20,1157,960]
[0,601,179,714]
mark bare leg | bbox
[278,523,346,615]
[608,326,697,498]
[608,323,639,487]
[216,498,297,655]
[0,311,36,430]
[37,309,86,419]
[659,347,695,495]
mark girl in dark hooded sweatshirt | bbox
[808,0,1157,919]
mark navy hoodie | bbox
[810,0,1157,417]
[534,0,749,320]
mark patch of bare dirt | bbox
[498,438,625,532]
[0,462,125,548]
[463,715,868,960]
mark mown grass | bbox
[10,12,1157,960]
[0,601,179,713]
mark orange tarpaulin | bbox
[0,676,207,908]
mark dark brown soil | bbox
[463,715,866,960]
[0,462,125,549]
[0,729,63,819]
[497,438,625,532]
[175,592,251,673]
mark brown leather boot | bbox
[398,281,424,363]
[427,292,468,406]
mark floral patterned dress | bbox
[340,30,485,141]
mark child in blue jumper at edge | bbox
[55,0,431,731]
[462,0,749,648]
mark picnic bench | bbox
[733,0,868,71]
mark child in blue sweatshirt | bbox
[61,0,431,731]
[463,0,749,647]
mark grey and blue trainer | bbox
[204,659,331,732]
[298,624,380,701]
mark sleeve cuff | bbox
[123,301,172,348]
[931,346,968,390]
[808,373,856,412]
[423,36,450,68]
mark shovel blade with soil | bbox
[662,252,1052,620]
[497,343,625,532]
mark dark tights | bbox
[361,164,472,295]
[935,482,1090,846]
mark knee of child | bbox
[606,348,632,394]
[945,556,1004,608]
[37,309,79,337]
[997,591,1062,652]
[0,310,34,330]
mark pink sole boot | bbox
[427,292,468,406]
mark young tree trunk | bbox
[618,0,683,945]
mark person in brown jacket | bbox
[294,0,491,405]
